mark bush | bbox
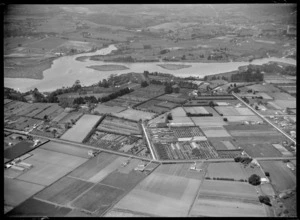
[258,195,271,206]
[248,174,261,186]
[265,172,270,177]
[234,156,241,162]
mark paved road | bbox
[141,123,157,160]
[4,128,153,162]
[5,128,295,164]
[232,92,296,144]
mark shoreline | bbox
[87,64,129,71]
[157,64,192,70]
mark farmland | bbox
[112,109,156,121]
[136,99,176,114]
[112,163,205,217]
[259,161,296,192]
[190,179,266,217]
[60,114,102,142]
[15,147,88,186]
[93,103,126,114]
[97,116,141,135]
[205,162,247,180]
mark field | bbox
[170,116,194,126]
[72,183,125,213]
[57,111,83,124]
[6,198,72,217]
[201,126,231,138]
[157,94,187,104]
[35,176,94,205]
[40,141,91,158]
[190,179,266,217]
[214,106,241,116]
[85,130,141,153]
[273,100,296,109]
[205,162,247,180]
[112,109,156,121]
[93,103,126,114]
[259,161,296,192]
[208,137,238,150]
[16,148,88,186]
[153,141,218,160]
[60,114,102,142]
[136,99,172,114]
[112,163,204,217]
[97,116,141,135]
[4,141,34,160]
[237,142,283,158]
[184,106,210,115]
[191,117,228,127]
[226,116,263,123]
[4,178,45,207]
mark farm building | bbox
[286,162,295,171]
[260,177,270,184]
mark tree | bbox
[167,113,173,121]
[52,129,57,137]
[234,156,241,162]
[209,101,214,107]
[258,195,271,206]
[141,81,149,88]
[248,174,261,186]
[265,172,270,177]
[173,86,180,93]
[164,84,173,94]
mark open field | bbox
[237,142,283,158]
[157,95,187,104]
[6,198,72,217]
[136,99,170,114]
[4,141,34,160]
[199,179,258,200]
[205,162,247,180]
[35,176,93,205]
[105,209,154,217]
[201,126,231,138]
[227,128,281,137]
[208,137,237,150]
[100,170,146,191]
[273,100,296,109]
[191,117,228,127]
[226,116,263,123]
[170,116,194,126]
[269,92,296,100]
[93,104,126,114]
[113,168,202,217]
[69,152,120,181]
[72,183,124,213]
[4,178,45,207]
[190,196,265,217]
[40,141,91,158]
[259,161,296,192]
[215,106,240,116]
[189,179,265,217]
[170,107,187,116]
[58,112,83,124]
[184,106,210,115]
[97,116,141,135]
[87,64,129,71]
[235,107,255,115]
[272,144,293,156]
[16,148,87,186]
[60,114,102,142]
[113,109,155,121]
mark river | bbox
[4,44,296,93]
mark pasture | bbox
[72,183,124,214]
[40,141,91,158]
[6,198,72,217]
[237,142,282,158]
[100,170,146,191]
[189,179,266,217]
[60,114,102,142]
[170,116,194,126]
[69,152,121,182]
[235,107,255,115]
[272,144,293,156]
[191,117,228,127]
[113,170,202,217]
[157,94,187,104]
[215,106,240,116]
[226,116,263,123]
[136,99,170,114]
[97,116,141,135]
[16,148,87,186]
[190,196,266,217]
[170,107,187,116]
[26,37,68,50]
[208,137,236,150]
[58,112,83,124]
[4,178,45,207]
[35,176,93,205]
[205,162,247,180]
[259,161,296,192]
[201,126,231,138]
[113,109,155,121]
[273,100,296,109]
[93,104,126,114]
[184,106,209,115]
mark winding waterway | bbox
[4,44,296,93]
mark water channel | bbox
[4,44,296,93]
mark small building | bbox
[260,177,270,184]
[286,162,295,171]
